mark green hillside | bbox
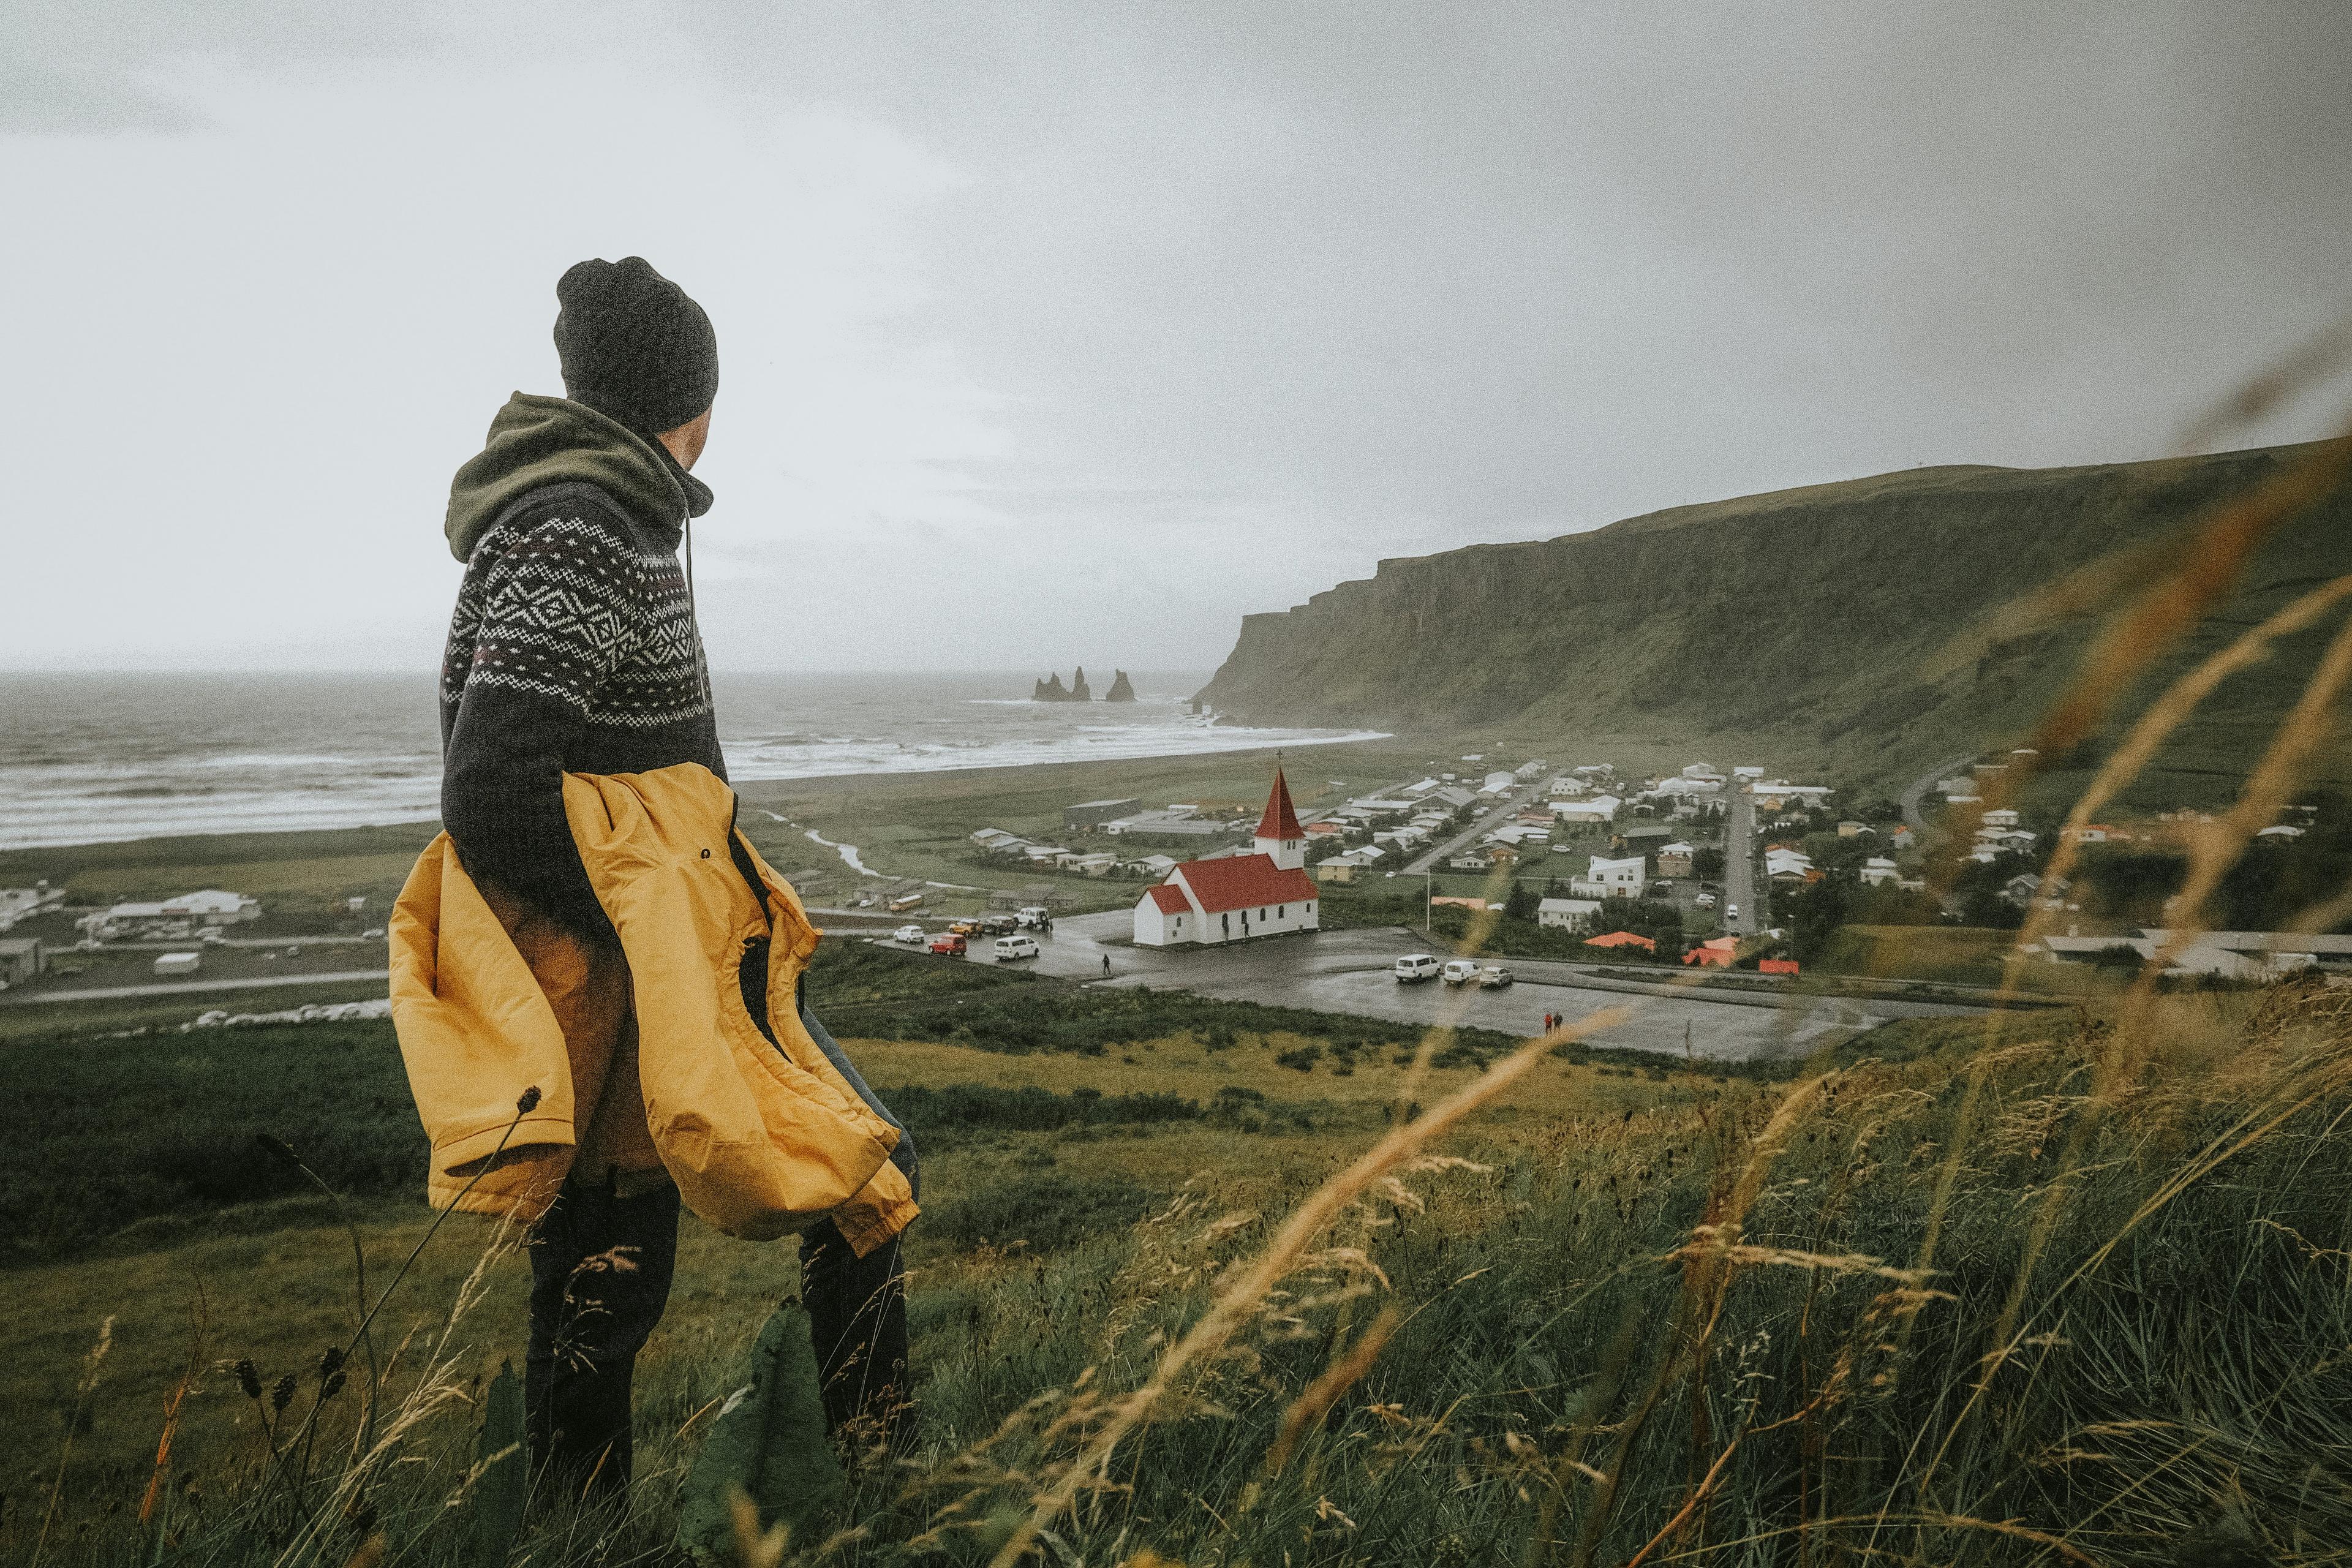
[1197,442,2352,799]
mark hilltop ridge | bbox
[1197,442,2352,797]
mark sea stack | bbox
[1033,668,1094,702]
[1104,669,1136,702]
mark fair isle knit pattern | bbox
[441,508,712,734]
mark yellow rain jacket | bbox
[388,762,917,1256]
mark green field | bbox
[8,934,2347,1567]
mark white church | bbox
[1132,766,1321,947]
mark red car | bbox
[929,933,968,957]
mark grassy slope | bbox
[0,996,1667,1499]
[1196,442,2352,799]
[17,985,2350,1567]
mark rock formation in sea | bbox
[1032,668,1093,702]
[1104,669,1136,702]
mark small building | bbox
[1570,854,1646,900]
[1538,897,1601,928]
[1553,794,1622,824]
[1836,821,1872,838]
[1758,958,1800,976]
[1431,895,1488,911]
[1584,930,1655,952]
[1315,856,1361,884]
[1889,825,1916,850]
[1859,856,1900,887]
[1684,938,1738,968]
[1980,808,2021,830]
[1656,842,1695,878]
[1449,850,1495,872]
[153,951,203,977]
[0,936,44,987]
[0,884,66,932]
[1064,797,1143,831]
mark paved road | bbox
[1724,786,1760,937]
[876,914,1986,1063]
[1401,780,1551,875]
[3,970,392,1006]
[1901,752,1978,835]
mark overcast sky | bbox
[4,2,2348,674]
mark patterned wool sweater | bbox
[439,396,723,941]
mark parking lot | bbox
[869,914,1985,1062]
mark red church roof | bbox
[1256,767,1304,842]
[1147,883,1190,914]
[1170,852,1316,914]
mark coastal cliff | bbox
[1194,442,2352,792]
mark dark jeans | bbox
[526,1005,918,1502]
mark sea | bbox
[0,672,1388,851]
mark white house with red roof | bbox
[1133,767,1321,946]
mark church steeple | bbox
[1254,763,1306,870]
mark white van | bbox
[1393,953,1439,983]
[1441,959,1482,986]
[993,934,1041,962]
[1014,906,1052,929]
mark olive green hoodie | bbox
[443,392,712,563]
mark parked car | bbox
[893,924,927,944]
[1015,906,1053,929]
[981,914,1017,935]
[1442,959,1482,986]
[1478,965,1513,989]
[949,918,982,937]
[1393,953,1440,983]
[1694,893,1716,909]
[1651,879,1673,891]
[929,933,967,957]
[1726,903,1740,920]
[993,934,1041,962]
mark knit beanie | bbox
[552,257,719,439]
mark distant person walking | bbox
[429,258,917,1501]
[1101,953,1112,977]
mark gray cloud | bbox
[4,1,2349,669]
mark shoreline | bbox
[0,728,1400,857]
[0,733,1421,863]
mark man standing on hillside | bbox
[437,257,916,1501]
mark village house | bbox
[1859,856,1901,887]
[1063,797,1142,831]
[2030,929,2352,980]
[0,884,65,932]
[1657,842,1695,878]
[1553,794,1621,824]
[0,936,45,987]
[78,889,260,942]
[1584,930,1654,952]
[1539,896,1602,928]
[1980,807,2021,830]
[1133,767,1319,948]
[1570,854,1646,900]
